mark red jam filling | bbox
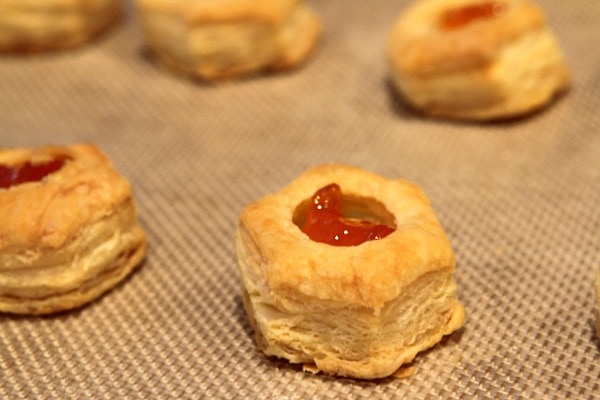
[439,1,506,30]
[300,183,395,246]
[0,158,66,189]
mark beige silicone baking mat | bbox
[1,0,599,398]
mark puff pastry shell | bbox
[235,164,465,379]
[136,0,322,81]
[387,0,570,120]
[0,0,122,53]
[0,144,146,315]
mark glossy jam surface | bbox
[300,183,395,246]
[440,1,506,30]
[0,158,66,189]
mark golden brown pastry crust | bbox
[0,144,146,315]
[236,164,465,379]
[136,0,322,81]
[0,0,122,53]
[387,0,570,120]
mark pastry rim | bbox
[0,0,123,53]
[238,164,456,310]
[388,0,547,76]
[137,0,300,24]
[0,144,132,252]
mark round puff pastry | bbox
[387,0,570,121]
[0,144,147,315]
[136,0,322,81]
[0,0,122,53]
[235,164,465,379]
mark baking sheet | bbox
[1,1,599,398]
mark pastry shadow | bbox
[254,351,400,387]
[589,318,600,352]
[384,78,424,122]
[233,293,256,342]
[137,47,313,87]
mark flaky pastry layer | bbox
[0,0,122,53]
[236,164,465,379]
[136,0,322,81]
[0,144,146,315]
[387,0,570,120]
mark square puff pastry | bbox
[387,0,570,120]
[136,0,322,81]
[0,144,146,315]
[236,164,465,379]
[0,0,122,53]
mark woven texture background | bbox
[1,0,599,398]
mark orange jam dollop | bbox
[439,1,506,30]
[300,183,395,246]
[0,158,66,189]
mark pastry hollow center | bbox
[0,157,68,189]
[293,183,396,246]
[439,1,507,30]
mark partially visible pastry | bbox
[595,269,600,338]
[236,164,465,379]
[0,0,122,53]
[136,0,322,81]
[387,0,570,121]
[0,144,146,315]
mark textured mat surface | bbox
[1,1,599,398]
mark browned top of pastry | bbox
[239,164,455,309]
[138,0,300,24]
[389,0,546,76]
[0,144,132,254]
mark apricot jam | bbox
[0,158,66,189]
[301,183,395,246]
[439,1,506,30]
